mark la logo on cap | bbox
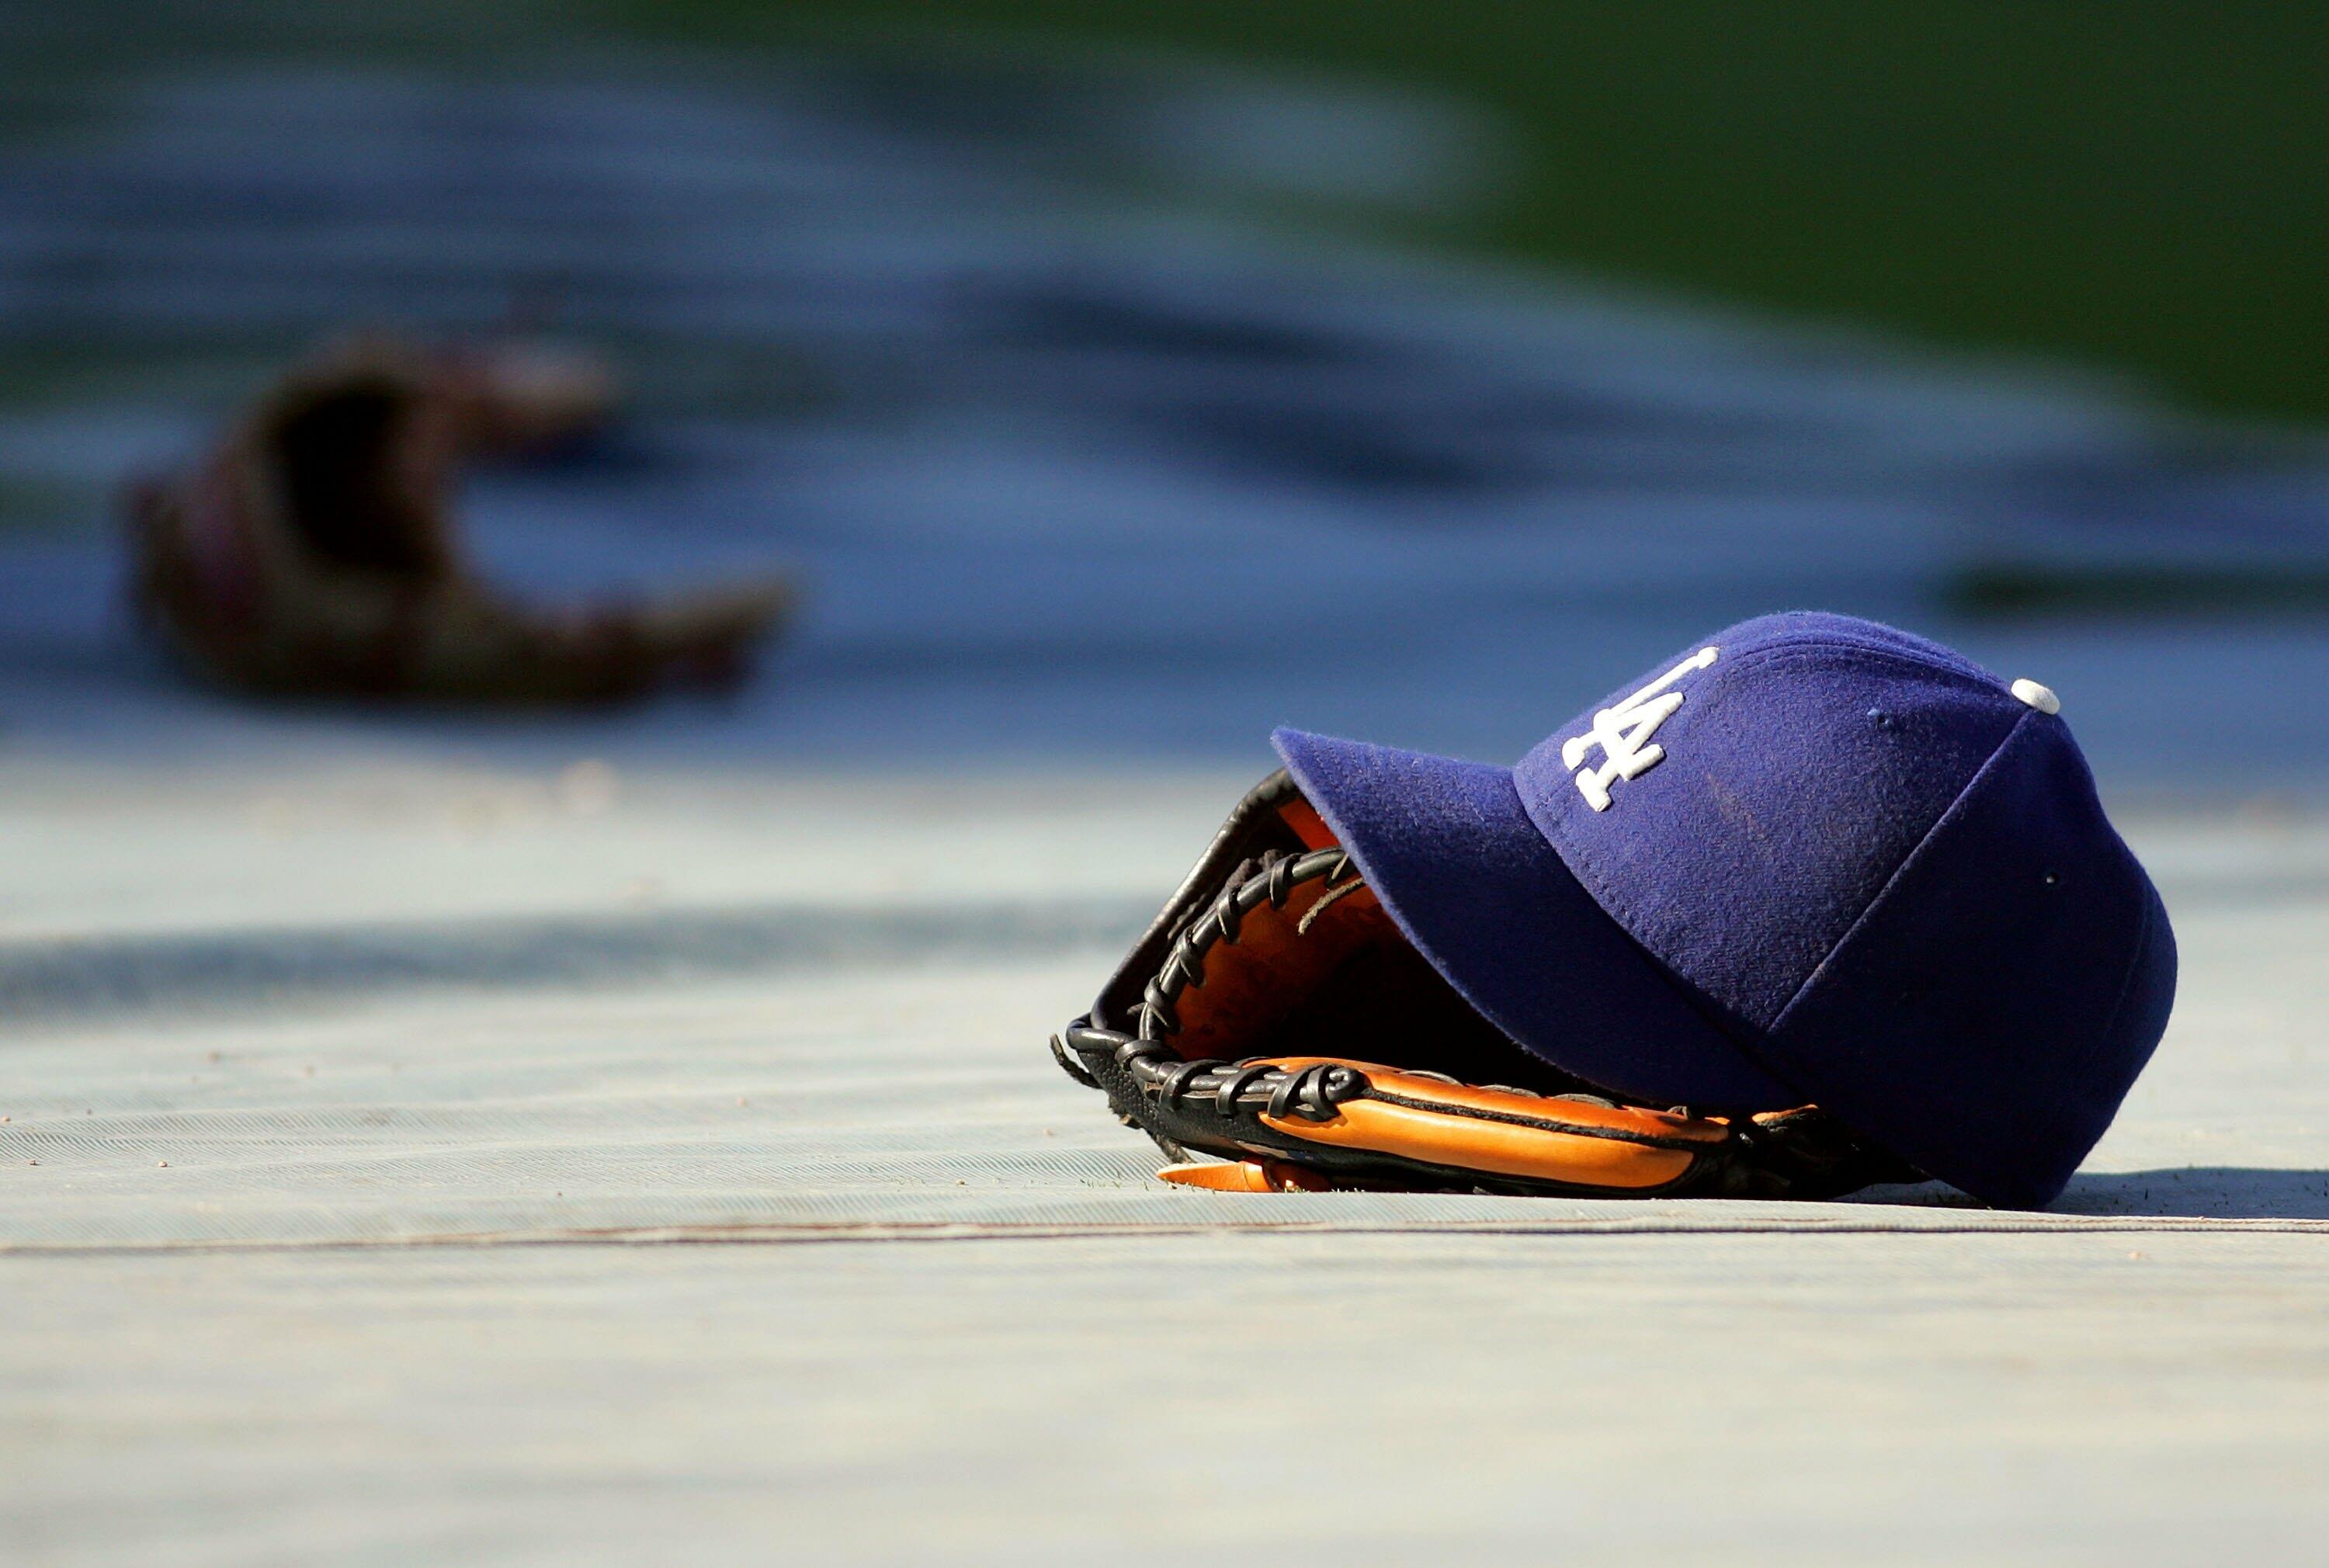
[1560,647,1718,811]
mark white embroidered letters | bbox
[1560,647,1719,811]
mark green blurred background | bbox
[610,2,2327,426]
[8,2,2322,424]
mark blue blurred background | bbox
[4,0,2327,786]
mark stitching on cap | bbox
[1676,618,2002,687]
[1767,709,2037,1037]
[1432,769,1811,1105]
[1538,644,2020,1021]
[1696,637,2004,692]
[2070,856,2164,1091]
[1536,831,1806,1098]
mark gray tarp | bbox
[4,765,2327,1566]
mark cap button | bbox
[2010,678,2060,715]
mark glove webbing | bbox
[1055,846,1374,1128]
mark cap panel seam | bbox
[1696,630,2004,692]
[1702,641,2006,692]
[1532,832,1805,1095]
[1529,658,2025,1043]
[1765,709,2036,1039]
[2063,845,2163,1091]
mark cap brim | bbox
[1272,727,1803,1112]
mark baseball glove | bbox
[1052,769,1919,1198]
[125,338,792,705]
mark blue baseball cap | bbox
[1272,611,2175,1209]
